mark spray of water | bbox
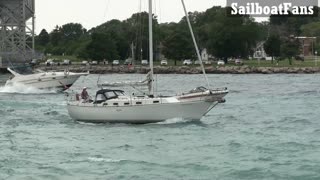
[156,118,194,125]
[0,83,59,94]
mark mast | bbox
[181,0,210,88]
[131,42,135,65]
[148,0,154,96]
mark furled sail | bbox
[98,71,152,88]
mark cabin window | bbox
[113,103,119,106]
[153,101,159,104]
[136,102,142,105]
[114,91,125,96]
[105,91,117,99]
[96,94,106,101]
[124,103,130,105]
[52,77,56,79]
[103,103,108,106]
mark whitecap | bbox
[88,157,124,163]
[155,118,195,125]
[0,83,58,94]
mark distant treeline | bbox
[35,6,320,63]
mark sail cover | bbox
[98,71,152,88]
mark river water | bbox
[0,74,319,179]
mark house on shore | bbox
[253,41,272,60]
[296,36,317,58]
[201,48,215,61]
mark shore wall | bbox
[38,65,320,74]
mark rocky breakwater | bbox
[206,66,320,74]
[40,65,320,74]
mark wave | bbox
[116,144,134,149]
[43,111,60,116]
[88,157,124,163]
[156,118,189,124]
[0,83,58,94]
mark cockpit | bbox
[94,89,125,104]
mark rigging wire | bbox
[134,0,143,62]
[102,0,111,22]
[158,0,162,23]
[181,0,211,88]
[96,0,111,87]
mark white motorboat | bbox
[5,65,89,90]
[67,0,228,123]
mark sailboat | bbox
[66,0,228,123]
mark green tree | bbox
[86,32,118,61]
[61,23,86,42]
[163,32,194,64]
[123,12,159,61]
[270,8,320,36]
[37,29,50,46]
[281,37,300,65]
[264,34,281,63]
[301,22,320,37]
[50,26,63,47]
[198,7,263,60]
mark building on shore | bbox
[201,48,215,61]
[253,41,272,60]
[295,36,317,58]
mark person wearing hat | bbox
[81,87,90,102]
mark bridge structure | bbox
[0,0,35,68]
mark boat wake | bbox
[155,118,199,125]
[0,83,58,94]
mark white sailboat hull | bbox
[67,100,218,123]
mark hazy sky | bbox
[35,0,225,34]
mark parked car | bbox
[90,61,98,65]
[204,60,212,65]
[62,59,71,65]
[46,59,60,66]
[194,60,201,65]
[141,60,148,65]
[183,59,193,65]
[235,59,243,65]
[45,59,52,66]
[112,60,120,65]
[124,59,132,65]
[103,60,109,65]
[160,59,168,66]
[30,59,40,66]
[81,60,89,65]
[217,60,225,66]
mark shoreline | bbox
[1,65,320,74]
[39,65,320,74]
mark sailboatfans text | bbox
[227,0,318,17]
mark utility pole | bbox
[315,51,318,66]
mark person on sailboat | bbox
[81,87,90,102]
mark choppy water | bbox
[0,73,320,180]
